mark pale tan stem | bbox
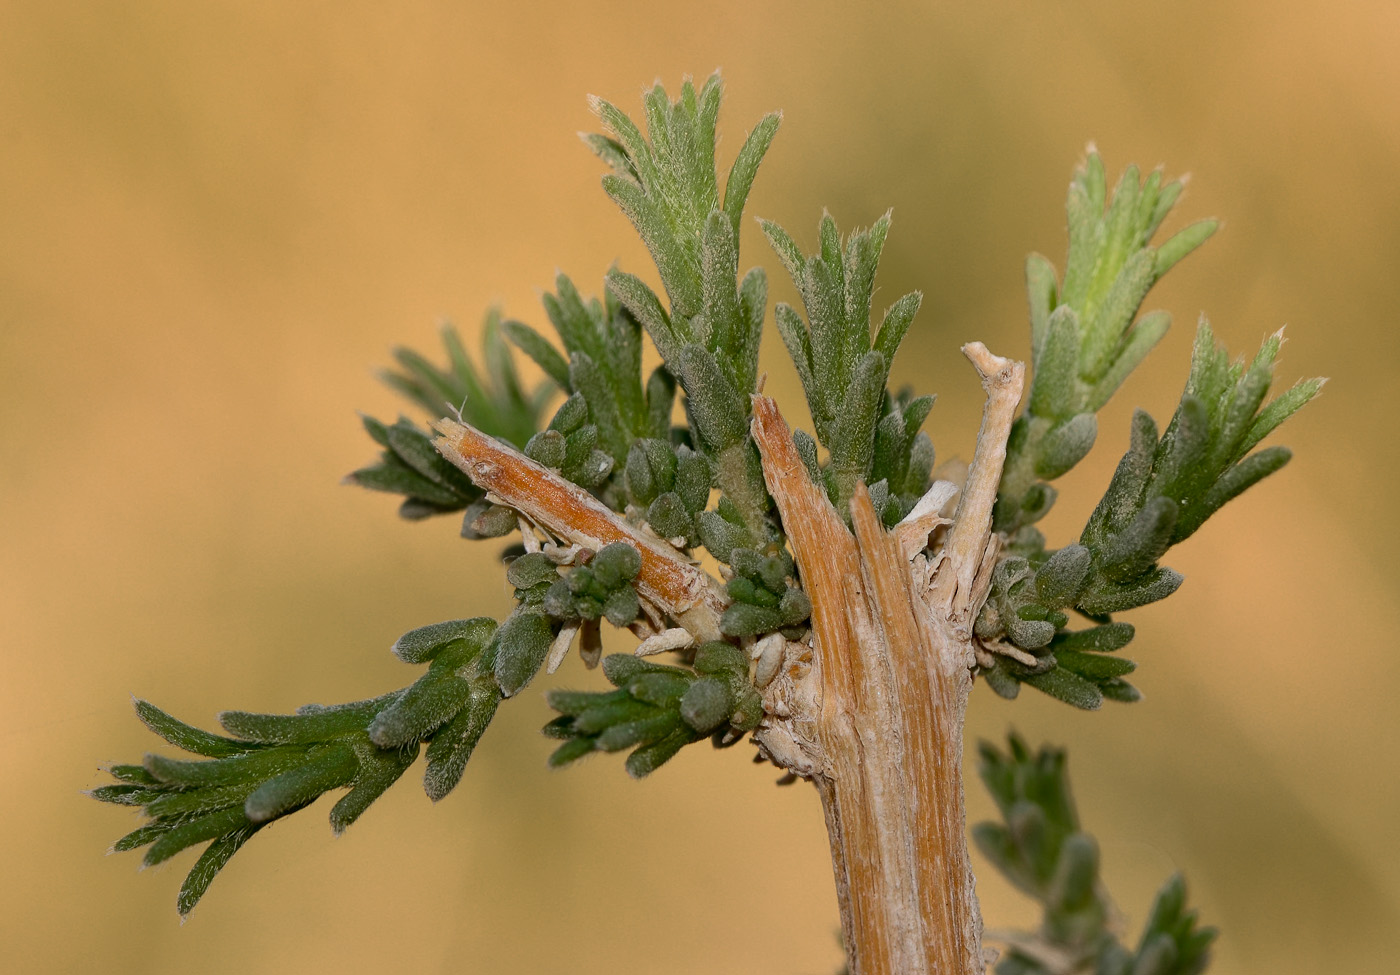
[932,342,1026,623]
[432,418,726,642]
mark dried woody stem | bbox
[432,341,1024,975]
[752,341,1024,975]
[433,418,726,642]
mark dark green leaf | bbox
[176,822,263,917]
[492,611,556,697]
[1023,667,1103,710]
[135,700,261,758]
[244,744,358,823]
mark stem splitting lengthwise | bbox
[439,342,1024,975]
[751,342,1023,975]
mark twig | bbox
[931,342,1025,624]
[433,418,727,642]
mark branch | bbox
[433,418,726,642]
[931,342,1025,622]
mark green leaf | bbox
[424,682,501,801]
[1035,413,1098,480]
[1055,650,1137,680]
[369,665,473,748]
[723,112,781,231]
[1154,219,1218,279]
[107,763,159,785]
[492,611,556,697]
[145,746,307,789]
[1099,678,1142,704]
[720,602,782,637]
[89,783,163,806]
[218,692,400,744]
[679,678,733,733]
[244,744,358,823]
[569,351,630,461]
[348,456,466,509]
[626,672,690,708]
[624,729,691,778]
[1238,376,1324,457]
[177,822,263,917]
[604,174,702,318]
[1082,410,1158,547]
[674,451,712,513]
[1052,623,1135,653]
[1078,566,1183,616]
[828,350,889,505]
[645,365,676,439]
[112,821,178,854]
[1005,614,1056,650]
[1049,832,1100,910]
[1097,496,1179,583]
[396,617,497,666]
[1024,667,1103,710]
[693,640,750,676]
[135,700,261,758]
[602,587,641,627]
[1025,253,1059,363]
[982,664,1022,700]
[330,742,419,832]
[1034,545,1092,608]
[144,807,251,867]
[507,554,560,590]
[579,132,637,182]
[1029,306,1081,420]
[1081,250,1155,381]
[596,711,679,752]
[606,270,678,363]
[548,737,597,769]
[1186,446,1290,540]
[145,783,252,820]
[592,541,642,586]
[676,345,748,451]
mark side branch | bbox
[433,418,726,641]
[932,342,1025,622]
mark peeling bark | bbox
[751,342,1024,975]
[433,417,727,642]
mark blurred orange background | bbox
[2,2,1397,973]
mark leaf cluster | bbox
[96,541,662,915]
[975,734,1216,975]
[533,542,645,629]
[763,212,934,520]
[717,546,811,638]
[623,437,713,545]
[381,313,550,451]
[996,151,1218,537]
[512,275,679,507]
[589,72,780,543]
[981,322,1321,706]
[348,413,480,521]
[356,74,787,564]
[545,645,762,778]
[92,619,502,916]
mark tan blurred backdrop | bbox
[2,1,1396,972]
